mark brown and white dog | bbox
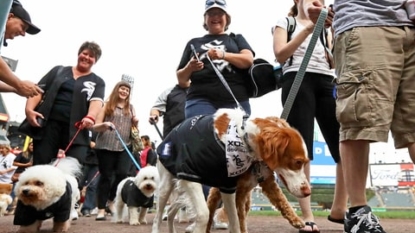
[206,118,307,233]
[151,108,310,233]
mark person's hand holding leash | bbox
[105,122,115,131]
[149,115,159,125]
[80,115,95,129]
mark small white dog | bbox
[0,193,12,216]
[114,165,159,225]
[13,157,81,233]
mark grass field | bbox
[249,210,415,219]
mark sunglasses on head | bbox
[205,0,226,7]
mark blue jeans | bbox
[80,164,100,211]
[185,98,251,119]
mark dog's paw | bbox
[139,219,147,225]
[116,219,123,224]
[290,217,305,229]
[129,220,140,226]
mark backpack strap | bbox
[286,16,296,66]
[319,28,333,69]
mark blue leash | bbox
[112,126,141,171]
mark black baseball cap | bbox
[10,3,40,35]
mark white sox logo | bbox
[81,81,96,101]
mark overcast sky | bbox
[1,0,410,163]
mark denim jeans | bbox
[185,98,251,119]
[80,164,100,211]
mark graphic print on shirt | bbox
[82,81,96,101]
[199,39,232,73]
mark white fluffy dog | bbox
[13,157,81,233]
[114,165,159,225]
[0,193,12,216]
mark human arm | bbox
[131,105,139,127]
[91,103,114,132]
[0,166,16,175]
[149,86,172,124]
[177,57,203,88]
[208,48,254,69]
[177,42,204,88]
[0,82,16,93]
[0,58,43,97]
[273,19,315,64]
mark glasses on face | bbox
[205,0,226,7]
[206,11,225,17]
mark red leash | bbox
[53,121,83,167]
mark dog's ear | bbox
[257,127,290,170]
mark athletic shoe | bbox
[71,209,79,221]
[213,213,228,230]
[344,206,386,233]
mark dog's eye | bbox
[35,181,44,186]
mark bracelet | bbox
[84,115,95,124]
[221,50,225,59]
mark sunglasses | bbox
[205,0,226,7]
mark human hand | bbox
[325,5,335,28]
[105,122,115,131]
[149,115,159,125]
[26,110,44,127]
[16,80,44,98]
[306,0,325,24]
[208,48,225,60]
[80,115,95,129]
[187,57,204,72]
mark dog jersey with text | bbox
[158,115,238,193]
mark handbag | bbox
[18,66,64,139]
[130,126,144,153]
[11,172,21,183]
[246,58,283,98]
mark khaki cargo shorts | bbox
[334,26,415,148]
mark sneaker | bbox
[213,213,228,230]
[344,206,386,233]
[81,209,91,217]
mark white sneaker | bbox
[213,214,228,229]
[185,222,196,233]
[91,207,98,215]
[71,209,79,221]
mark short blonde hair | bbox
[0,143,11,152]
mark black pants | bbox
[32,119,89,165]
[281,72,340,163]
[95,149,132,209]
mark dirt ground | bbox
[1,213,414,233]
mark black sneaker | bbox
[344,206,386,233]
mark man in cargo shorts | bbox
[305,0,415,233]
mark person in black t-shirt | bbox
[176,0,255,119]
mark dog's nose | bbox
[301,183,311,197]
[22,189,30,195]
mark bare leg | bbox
[341,140,370,207]
[296,163,319,232]
[329,161,348,220]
